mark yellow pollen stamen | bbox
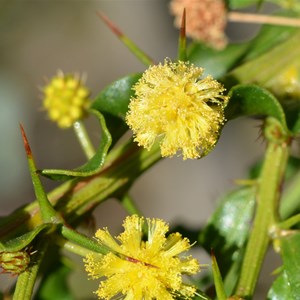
[84,215,200,299]
[126,59,229,160]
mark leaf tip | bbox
[180,8,186,40]
[20,123,32,158]
[97,11,123,38]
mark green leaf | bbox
[267,271,292,300]
[91,73,141,144]
[226,31,300,88]
[187,42,249,79]
[0,224,52,252]
[199,186,255,293]
[226,84,288,131]
[279,232,300,298]
[241,12,299,62]
[34,260,73,300]
[41,109,112,180]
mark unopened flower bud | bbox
[0,251,30,274]
[43,72,90,128]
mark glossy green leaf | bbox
[92,73,141,119]
[279,232,300,298]
[0,224,52,252]
[267,271,292,299]
[34,260,73,300]
[91,73,141,144]
[187,42,249,79]
[226,84,288,131]
[199,186,255,280]
[41,109,112,180]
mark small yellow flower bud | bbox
[42,72,90,128]
[0,250,30,274]
[126,59,229,160]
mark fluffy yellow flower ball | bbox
[126,59,229,160]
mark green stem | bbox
[56,237,98,257]
[13,240,48,300]
[120,193,142,216]
[235,118,290,298]
[0,139,161,240]
[278,213,300,230]
[73,121,96,159]
[61,226,110,254]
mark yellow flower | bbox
[84,215,200,300]
[126,59,228,160]
[42,72,90,128]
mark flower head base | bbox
[84,215,200,299]
[169,0,227,49]
[43,72,90,128]
[126,59,228,160]
[0,250,30,274]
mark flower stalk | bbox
[73,120,96,159]
[228,12,300,28]
[235,117,291,298]
[13,240,49,300]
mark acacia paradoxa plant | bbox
[1,1,300,299]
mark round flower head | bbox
[126,59,228,160]
[0,250,30,274]
[169,0,227,49]
[84,215,200,299]
[42,72,90,128]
